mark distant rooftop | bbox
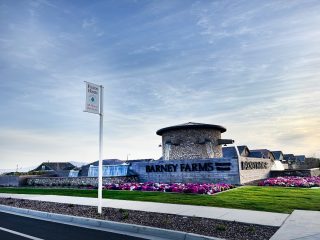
[34,162,75,171]
[295,155,305,161]
[251,149,275,160]
[156,122,226,135]
[222,146,250,158]
[272,151,284,160]
[248,151,266,159]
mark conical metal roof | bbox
[156,122,226,135]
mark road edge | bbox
[0,204,223,240]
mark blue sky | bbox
[1,0,320,169]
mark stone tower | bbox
[156,122,227,160]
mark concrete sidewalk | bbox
[270,210,320,240]
[0,193,288,227]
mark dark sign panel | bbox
[145,162,232,173]
[241,161,268,170]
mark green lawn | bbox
[0,187,319,214]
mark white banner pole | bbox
[98,85,104,214]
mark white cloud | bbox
[59,32,84,41]
[97,31,105,37]
[130,44,162,54]
[29,0,55,8]
[82,17,96,29]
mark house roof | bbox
[156,122,226,135]
[37,162,75,171]
[251,149,275,160]
[126,159,154,164]
[272,151,283,160]
[237,146,250,155]
[248,151,266,158]
[83,159,154,167]
[222,145,250,158]
[283,154,297,161]
[222,147,238,158]
[295,155,306,161]
[84,159,125,167]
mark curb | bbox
[0,204,223,240]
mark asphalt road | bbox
[0,211,145,240]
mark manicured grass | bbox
[0,187,319,214]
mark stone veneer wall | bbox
[161,128,222,160]
[0,174,57,187]
[239,157,272,184]
[0,176,19,187]
[290,164,310,170]
[26,175,138,186]
[282,163,289,169]
[130,158,240,184]
[281,163,309,170]
[19,174,57,185]
[270,168,320,178]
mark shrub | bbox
[119,208,127,213]
[248,226,255,231]
[51,183,56,187]
[67,182,72,187]
[162,220,168,224]
[68,204,74,207]
[215,223,227,231]
[123,213,130,219]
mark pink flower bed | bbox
[259,176,320,188]
[89,183,236,195]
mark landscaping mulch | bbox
[0,197,279,240]
[242,179,267,186]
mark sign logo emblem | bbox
[89,95,97,104]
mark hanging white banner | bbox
[85,82,100,114]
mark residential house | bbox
[222,145,250,158]
[250,149,276,160]
[33,162,76,177]
[295,155,306,162]
[283,154,296,163]
[272,151,285,162]
[248,151,266,159]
